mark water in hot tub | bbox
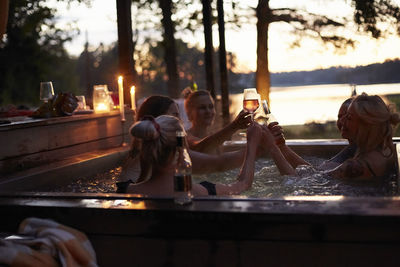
[52,156,397,197]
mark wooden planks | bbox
[0,111,134,175]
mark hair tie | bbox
[141,115,161,134]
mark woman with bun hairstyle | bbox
[123,115,263,196]
[264,93,400,180]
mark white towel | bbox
[0,217,97,267]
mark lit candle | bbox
[118,76,125,121]
[130,86,136,110]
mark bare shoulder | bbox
[361,150,394,177]
[333,158,365,179]
[332,152,393,180]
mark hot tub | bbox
[1,140,400,266]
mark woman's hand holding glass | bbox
[243,89,260,121]
[232,110,252,130]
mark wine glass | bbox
[243,88,260,121]
[40,82,54,103]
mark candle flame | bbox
[118,76,123,83]
[130,86,135,94]
[95,103,109,112]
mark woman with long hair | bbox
[265,93,400,180]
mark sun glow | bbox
[47,0,400,73]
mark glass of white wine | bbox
[39,81,54,103]
[243,88,259,121]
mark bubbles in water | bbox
[49,156,397,198]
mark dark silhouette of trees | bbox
[0,0,84,106]
[117,0,138,108]
[77,38,234,100]
[255,0,400,102]
[159,0,180,98]
[217,0,230,125]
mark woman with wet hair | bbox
[184,90,251,154]
[123,115,263,196]
[265,93,400,180]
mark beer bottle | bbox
[174,131,192,205]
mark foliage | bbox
[0,0,82,106]
[76,42,119,96]
[78,37,241,99]
[129,0,248,96]
[352,0,400,38]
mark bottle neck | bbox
[176,136,184,148]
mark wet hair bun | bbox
[130,120,160,141]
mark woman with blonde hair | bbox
[184,90,251,153]
[328,93,400,179]
[264,93,400,180]
[122,115,263,196]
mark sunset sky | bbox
[49,0,400,73]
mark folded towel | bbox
[0,217,97,267]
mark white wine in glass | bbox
[40,81,55,103]
[243,88,259,120]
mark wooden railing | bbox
[0,110,134,175]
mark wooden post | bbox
[116,0,137,107]
[217,0,230,125]
[201,0,216,99]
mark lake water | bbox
[229,83,400,125]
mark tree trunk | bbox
[256,0,270,102]
[84,37,92,106]
[159,0,180,99]
[116,0,139,107]
[201,0,216,99]
[217,0,230,125]
[0,0,9,37]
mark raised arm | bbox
[192,122,262,196]
[188,110,251,153]
[260,125,296,175]
[268,122,310,168]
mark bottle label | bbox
[174,174,192,192]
